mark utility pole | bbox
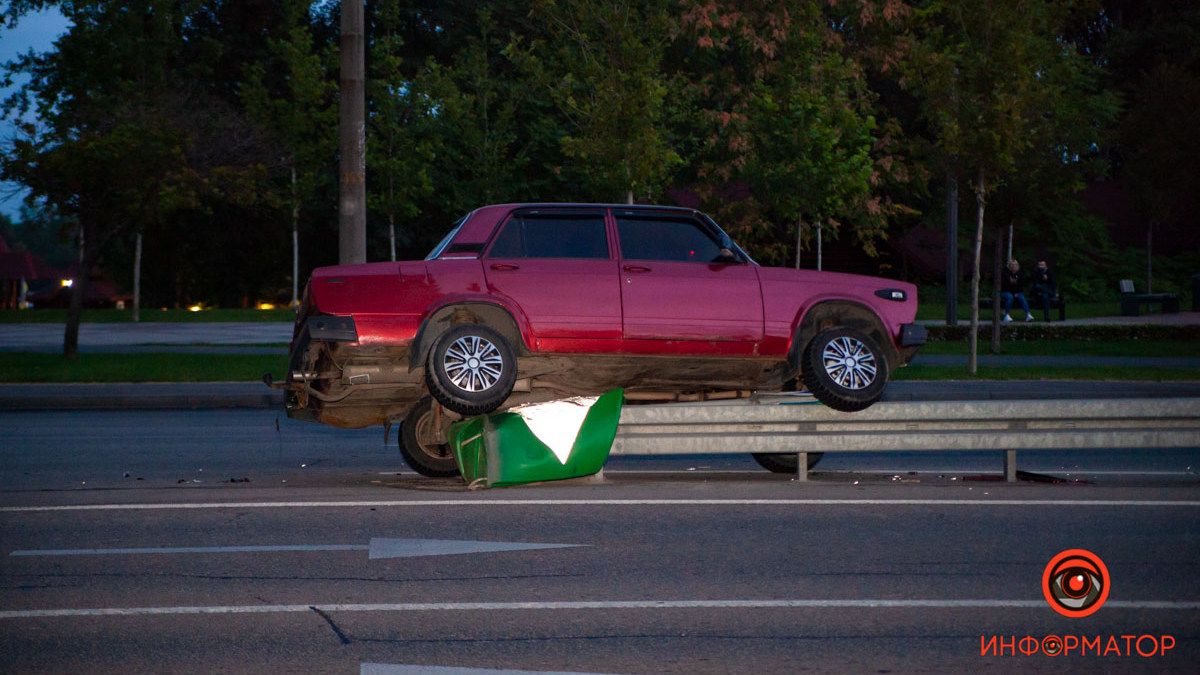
[338,0,367,265]
[945,171,959,326]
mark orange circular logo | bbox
[1042,549,1110,618]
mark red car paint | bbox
[306,205,917,357]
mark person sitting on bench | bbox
[1029,259,1057,315]
[1000,259,1034,322]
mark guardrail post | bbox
[796,451,808,482]
[1004,450,1017,483]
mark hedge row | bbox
[926,323,1200,342]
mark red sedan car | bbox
[279,203,925,475]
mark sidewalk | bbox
[2,380,1198,412]
[919,311,1200,327]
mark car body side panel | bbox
[757,267,918,354]
[619,260,764,345]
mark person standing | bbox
[1029,260,1057,315]
[1000,259,1033,322]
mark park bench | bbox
[978,292,1066,321]
[1119,279,1179,316]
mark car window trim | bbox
[482,208,613,261]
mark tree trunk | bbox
[1006,221,1013,262]
[388,212,396,262]
[626,189,634,205]
[945,171,958,326]
[990,229,1002,354]
[968,169,986,375]
[795,217,804,269]
[1146,221,1154,293]
[132,232,142,322]
[291,164,300,307]
[63,226,88,359]
[816,220,823,271]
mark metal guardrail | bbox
[612,396,1200,481]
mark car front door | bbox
[614,209,764,348]
[483,208,621,350]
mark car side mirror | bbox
[714,247,741,264]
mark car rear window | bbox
[488,213,609,259]
[615,214,723,263]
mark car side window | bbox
[487,213,609,259]
[615,214,724,263]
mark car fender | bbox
[787,297,897,369]
[409,295,533,371]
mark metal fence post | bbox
[1004,450,1017,483]
[796,451,808,482]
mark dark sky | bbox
[1,7,71,219]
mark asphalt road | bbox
[2,409,1199,673]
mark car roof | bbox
[484,202,698,213]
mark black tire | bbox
[752,452,825,473]
[425,323,517,416]
[399,397,460,477]
[800,327,888,412]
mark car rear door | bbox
[483,208,621,347]
[614,209,764,346]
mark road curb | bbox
[0,383,283,411]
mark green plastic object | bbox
[450,388,624,488]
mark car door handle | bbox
[622,265,651,273]
[489,263,520,271]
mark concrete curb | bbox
[0,383,283,411]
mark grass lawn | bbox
[0,308,296,323]
[0,352,288,383]
[915,301,1126,321]
[917,339,1200,357]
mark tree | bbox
[2,0,271,355]
[515,0,680,204]
[905,0,1114,372]
[240,1,337,305]
[367,0,434,261]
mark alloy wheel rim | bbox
[442,335,504,392]
[821,336,877,390]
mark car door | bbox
[614,209,764,346]
[483,208,621,347]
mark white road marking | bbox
[3,498,1200,513]
[363,664,601,675]
[2,599,1197,620]
[9,538,583,560]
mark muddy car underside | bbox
[284,339,792,429]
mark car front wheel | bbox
[800,327,888,412]
[425,323,517,416]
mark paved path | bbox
[913,354,1200,368]
[921,311,1200,327]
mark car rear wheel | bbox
[399,397,461,477]
[801,327,888,412]
[752,452,825,473]
[425,323,517,416]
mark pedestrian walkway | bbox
[919,311,1200,327]
[913,354,1200,369]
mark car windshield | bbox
[424,216,467,260]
